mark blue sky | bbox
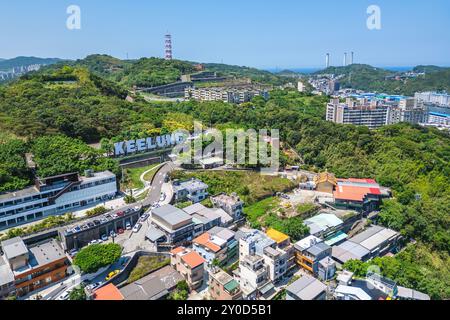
[1,0,449,68]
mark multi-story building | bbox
[192,227,238,268]
[239,230,288,284]
[428,112,450,126]
[208,267,242,300]
[149,205,195,245]
[294,235,332,276]
[172,178,209,204]
[185,87,269,104]
[326,98,391,129]
[170,247,205,290]
[415,91,450,107]
[210,193,244,222]
[0,237,70,297]
[184,203,222,237]
[265,228,296,274]
[238,254,270,298]
[0,171,117,231]
[387,98,428,125]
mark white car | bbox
[132,223,142,233]
[89,240,99,245]
[57,291,70,300]
[159,193,166,202]
[126,223,132,230]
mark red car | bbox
[118,228,124,235]
[117,211,124,217]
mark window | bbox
[35,212,43,218]
[7,219,16,225]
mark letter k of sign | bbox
[114,142,125,156]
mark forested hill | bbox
[0,66,133,142]
[313,63,450,96]
[46,54,290,88]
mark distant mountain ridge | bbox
[0,56,62,71]
[311,63,450,96]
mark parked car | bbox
[93,220,101,226]
[132,223,142,233]
[126,223,132,230]
[86,282,102,291]
[100,217,108,224]
[159,193,166,202]
[139,214,149,222]
[68,249,78,258]
[117,228,124,235]
[57,291,70,300]
[72,226,82,233]
[110,231,117,238]
[105,270,120,281]
[87,222,95,228]
[89,240,99,245]
[112,213,118,219]
[81,225,89,231]
[101,234,108,242]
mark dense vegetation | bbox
[314,64,450,96]
[32,135,119,178]
[0,137,31,192]
[73,243,122,274]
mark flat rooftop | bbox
[1,237,28,260]
[173,178,208,193]
[286,275,327,300]
[0,255,15,286]
[120,265,183,300]
[152,205,192,229]
[29,239,65,266]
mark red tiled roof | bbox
[334,185,381,202]
[193,233,221,253]
[181,251,205,269]
[94,284,124,301]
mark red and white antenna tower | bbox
[165,33,173,60]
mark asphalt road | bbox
[141,162,174,207]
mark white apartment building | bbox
[239,230,289,285]
[185,87,269,104]
[0,171,117,230]
[387,98,428,125]
[326,98,391,129]
[415,92,450,107]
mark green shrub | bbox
[73,243,122,274]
